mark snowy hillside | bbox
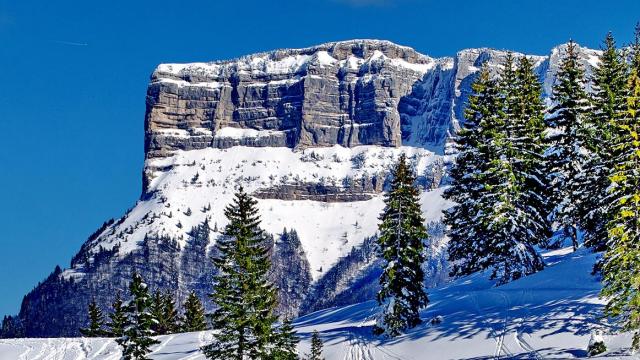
[2,247,634,359]
[73,145,447,281]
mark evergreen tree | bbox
[117,272,160,360]
[473,53,545,283]
[445,64,499,277]
[445,58,546,285]
[182,291,207,332]
[510,55,552,249]
[306,331,324,360]
[270,318,299,360]
[544,40,592,250]
[374,153,429,337]
[601,56,640,350]
[581,33,629,251]
[202,186,279,359]
[150,290,179,335]
[80,299,106,337]
[107,291,128,337]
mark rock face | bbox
[6,40,601,338]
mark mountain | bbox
[4,39,601,337]
[0,247,633,358]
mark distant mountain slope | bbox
[1,247,633,359]
[9,39,601,337]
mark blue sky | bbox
[0,0,638,317]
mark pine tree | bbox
[601,54,640,350]
[182,291,207,332]
[107,291,128,337]
[117,272,160,360]
[270,318,299,360]
[374,153,429,337]
[202,186,279,359]
[544,40,592,250]
[445,64,499,277]
[80,299,106,337]
[581,33,629,251]
[306,331,324,360]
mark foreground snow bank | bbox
[1,247,635,359]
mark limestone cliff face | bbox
[144,40,438,157]
[7,40,601,338]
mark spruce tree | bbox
[306,331,324,360]
[182,291,207,332]
[445,64,499,277]
[446,58,546,285]
[150,290,179,335]
[202,186,279,359]
[374,153,429,337]
[601,57,640,350]
[117,272,160,360]
[581,33,629,251]
[472,54,545,283]
[270,318,299,360]
[107,291,128,337]
[80,299,106,337]
[544,40,592,250]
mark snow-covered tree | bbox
[374,153,429,337]
[107,291,127,338]
[445,64,498,277]
[446,56,546,285]
[117,272,159,360]
[601,54,640,351]
[182,291,207,332]
[544,41,592,250]
[581,33,629,251]
[80,299,106,337]
[203,186,279,359]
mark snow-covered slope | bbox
[1,247,633,359]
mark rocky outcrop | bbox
[144,40,438,160]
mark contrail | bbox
[53,40,89,46]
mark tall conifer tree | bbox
[182,291,207,332]
[117,272,160,360]
[80,299,106,337]
[601,56,640,350]
[544,41,592,250]
[306,331,324,360]
[203,186,279,359]
[107,291,128,337]
[445,64,498,277]
[374,153,429,337]
[581,33,629,251]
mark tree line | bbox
[445,25,640,350]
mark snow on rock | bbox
[77,145,446,281]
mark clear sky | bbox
[0,0,638,317]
